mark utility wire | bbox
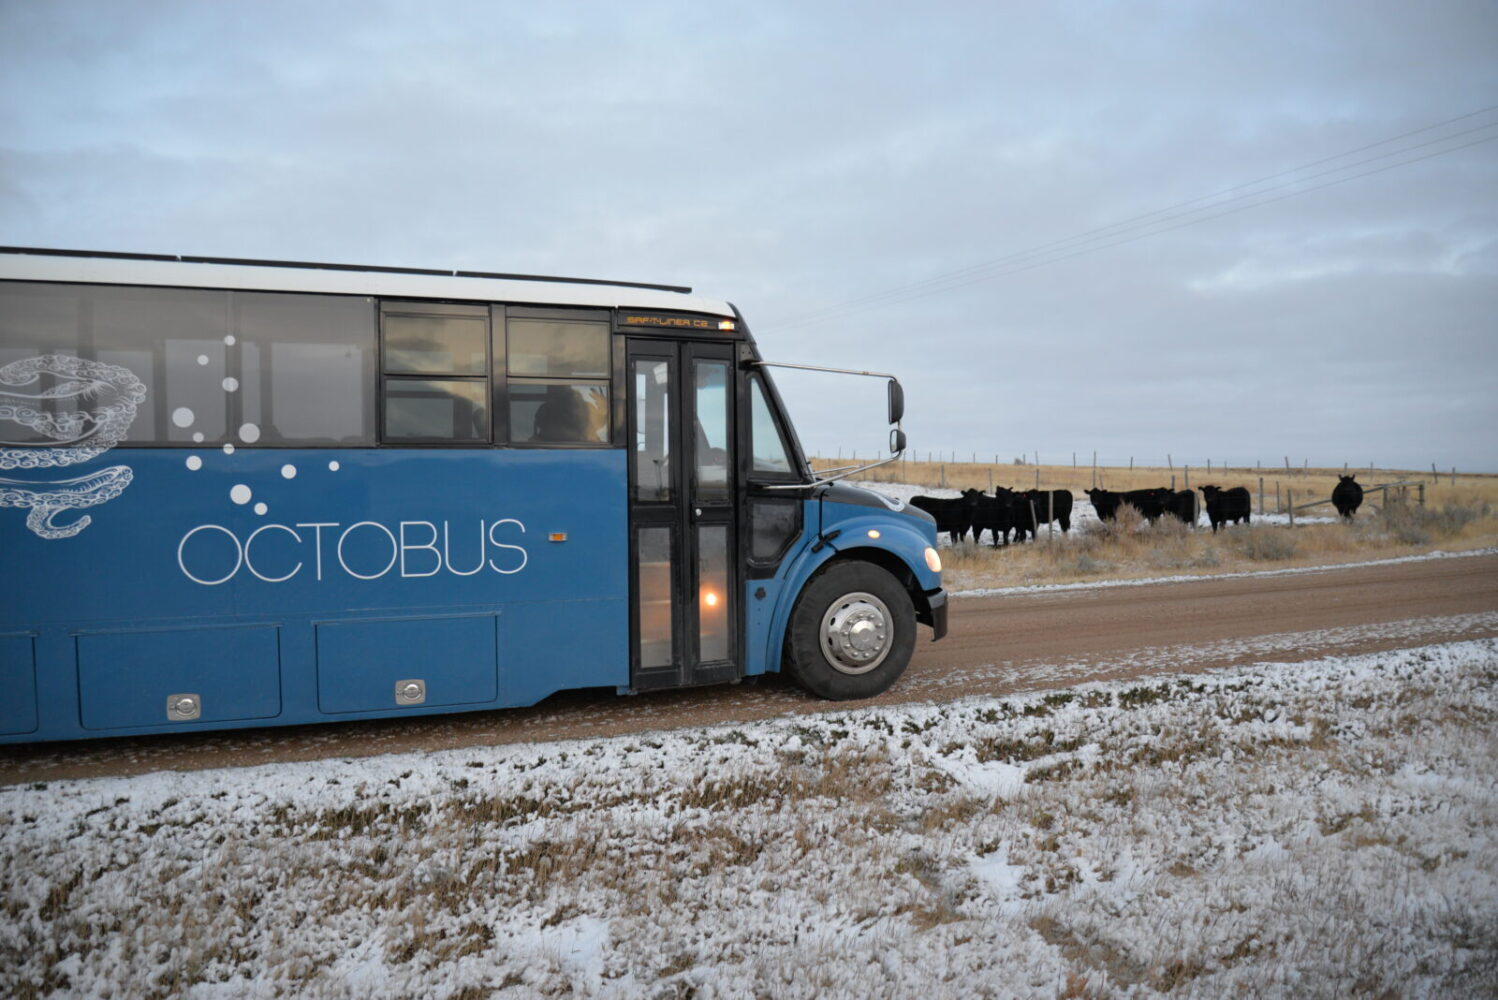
[821,131,1498,320]
[841,120,1498,314]
[771,112,1498,330]
[766,107,1498,332]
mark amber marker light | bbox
[703,589,720,608]
[718,319,736,331]
[866,529,881,539]
[548,532,567,543]
[924,547,942,573]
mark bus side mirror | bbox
[887,380,904,425]
[889,428,907,454]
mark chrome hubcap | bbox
[819,591,893,675]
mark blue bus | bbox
[0,247,946,743]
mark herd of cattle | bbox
[912,475,1366,546]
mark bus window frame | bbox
[737,354,812,577]
[500,305,614,449]
[378,300,493,447]
[741,368,807,486]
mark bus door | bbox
[627,339,740,690]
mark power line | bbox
[827,131,1498,320]
[765,106,1498,332]
[772,113,1498,330]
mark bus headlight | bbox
[924,547,942,573]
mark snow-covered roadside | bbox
[3,642,1496,998]
[951,546,1498,598]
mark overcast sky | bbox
[3,1,1495,472]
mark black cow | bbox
[1011,489,1039,542]
[1332,475,1363,521]
[1199,484,1251,532]
[1025,489,1074,532]
[1121,488,1173,522]
[1087,487,1175,524]
[1085,488,1122,521]
[1164,489,1199,525]
[911,493,978,543]
[969,487,1018,547]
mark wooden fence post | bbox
[1184,465,1190,489]
[1276,481,1281,513]
[940,464,946,488]
[1419,483,1425,507]
[1048,491,1055,540]
[1034,467,1040,490]
[1288,489,1295,527]
[1259,477,1265,515]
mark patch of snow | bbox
[3,640,1496,997]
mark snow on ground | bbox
[950,548,1498,598]
[3,641,1497,998]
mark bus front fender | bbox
[761,516,942,675]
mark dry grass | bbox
[5,646,1496,997]
[812,457,1498,589]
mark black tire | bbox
[784,561,916,700]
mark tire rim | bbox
[819,591,893,675]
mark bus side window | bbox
[1,282,380,449]
[236,292,376,446]
[748,375,793,475]
[745,374,802,572]
[506,317,610,446]
[380,303,490,444]
[749,497,801,567]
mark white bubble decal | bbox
[186,455,203,471]
[192,432,205,443]
[171,407,195,428]
[239,423,261,443]
[254,502,268,516]
[223,443,236,455]
[224,334,237,346]
[197,355,209,366]
[281,464,297,479]
[222,377,240,393]
[230,484,252,505]
[328,460,341,471]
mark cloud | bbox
[2,0,1495,469]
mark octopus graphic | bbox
[0,355,146,539]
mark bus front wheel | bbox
[785,561,916,700]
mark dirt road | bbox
[4,553,1495,785]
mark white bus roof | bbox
[0,248,738,318]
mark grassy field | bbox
[812,458,1498,590]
